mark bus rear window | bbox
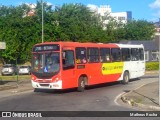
[139,48,144,60]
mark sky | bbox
[0,0,160,22]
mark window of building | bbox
[75,47,87,64]
[151,51,159,61]
[131,48,139,61]
[100,48,110,62]
[111,48,121,62]
[118,16,126,21]
[139,48,144,61]
[121,48,130,61]
[87,48,99,63]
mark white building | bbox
[98,5,111,16]
[111,11,132,24]
[88,5,132,24]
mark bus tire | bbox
[78,77,85,92]
[122,71,129,84]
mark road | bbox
[0,73,159,120]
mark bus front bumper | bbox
[31,80,62,89]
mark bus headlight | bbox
[54,77,59,83]
[32,76,36,81]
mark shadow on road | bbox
[32,74,158,95]
[140,75,158,79]
[33,78,144,94]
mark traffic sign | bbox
[0,42,6,49]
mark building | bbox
[88,5,132,24]
[97,5,112,16]
[154,19,160,36]
[119,40,159,62]
[110,11,132,24]
[22,3,36,17]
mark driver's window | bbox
[62,50,75,70]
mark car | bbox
[1,64,17,76]
[18,66,31,75]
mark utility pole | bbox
[159,35,160,105]
[42,0,44,43]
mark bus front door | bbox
[61,49,76,89]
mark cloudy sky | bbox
[0,0,160,21]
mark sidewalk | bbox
[0,78,33,98]
[121,81,160,111]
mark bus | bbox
[31,42,145,92]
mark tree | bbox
[53,3,106,42]
[0,2,156,64]
[123,20,155,40]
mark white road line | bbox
[114,92,125,106]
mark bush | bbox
[146,62,159,71]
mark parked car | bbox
[18,66,31,75]
[1,64,17,76]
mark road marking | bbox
[114,92,125,106]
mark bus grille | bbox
[39,84,49,87]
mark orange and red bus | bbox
[31,42,145,92]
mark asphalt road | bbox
[0,73,159,120]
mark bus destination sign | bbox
[33,44,60,52]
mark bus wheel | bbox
[78,77,85,92]
[122,71,129,84]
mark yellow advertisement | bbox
[102,62,124,75]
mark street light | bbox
[41,0,44,43]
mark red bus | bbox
[31,42,145,92]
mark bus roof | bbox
[116,44,144,48]
[34,41,118,48]
[34,41,144,48]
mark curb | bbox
[0,85,18,91]
[145,71,159,74]
[0,82,32,92]
[120,81,160,111]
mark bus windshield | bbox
[32,52,60,76]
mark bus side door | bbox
[61,48,76,89]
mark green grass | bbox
[146,62,159,71]
[0,75,31,81]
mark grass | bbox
[0,75,31,81]
[146,62,159,71]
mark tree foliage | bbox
[0,1,156,64]
[123,20,155,40]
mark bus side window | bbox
[75,47,87,64]
[131,48,139,61]
[100,48,110,62]
[121,48,130,61]
[62,50,75,70]
[87,48,99,63]
[111,48,121,62]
